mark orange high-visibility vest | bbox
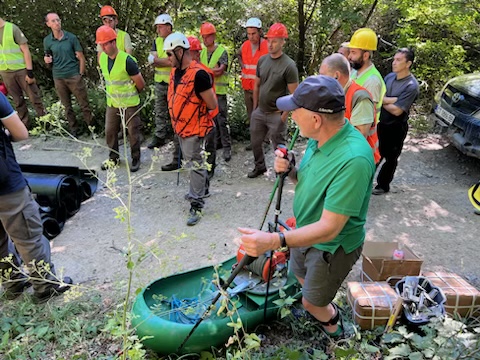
[240,39,268,91]
[345,81,381,164]
[167,60,214,138]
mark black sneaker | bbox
[372,186,388,195]
[187,207,202,226]
[147,137,166,149]
[130,158,140,172]
[2,280,32,300]
[161,162,180,171]
[32,276,73,304]
[247,167,267,178]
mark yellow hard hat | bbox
[347,28,378,51]
[468,182,480,211]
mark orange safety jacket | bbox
[168,60,214,138]
[345,80,381,164]
[198,62,219,119]
[240,39,268,91]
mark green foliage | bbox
[0,292,113,359]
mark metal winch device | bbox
[396,276,446,325]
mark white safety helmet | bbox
[154,14,173,27]
[163,32,190,51]
[244,17,262,29]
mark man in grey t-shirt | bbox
[373,48,419,195]
[248,23,298,178]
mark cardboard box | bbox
[362,242,423,283]
[424,272,480,318]
[347,281,399,330]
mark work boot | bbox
[147,136,166,149]
[32,276,73,304]
[2,280,32,300]
[187,207,202,226]
[101,158,120,171]
[161,162,180,171]
[130,158,140,173]
[223,149,231,162]
[247,167,267,178]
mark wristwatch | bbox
[278,232,287,248]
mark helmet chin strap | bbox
[173,47,186,69]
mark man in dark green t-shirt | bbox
[247,23,298,178]
[239,75,375,339]
[43,13,92,137]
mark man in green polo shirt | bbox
[239,75,374,339]
[43,12,93,137]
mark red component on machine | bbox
[236,244,289,282]
[0,82,7,96]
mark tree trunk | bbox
[297,0,306,77]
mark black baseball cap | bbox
[276,75,346,114]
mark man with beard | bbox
[164,33,217,226]
[347,28,385,127]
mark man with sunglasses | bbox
[164,32,217,226]
[97,6,132,61]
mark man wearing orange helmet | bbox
[247,22,298,178]
[200,22,232,162]
[96,25,145,173]
[237,17,268,151]
[43,13,93,137]
[0,17,45,129]
[97,5,132,62]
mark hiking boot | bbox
[130,158,140,172]
[101,158,120,170]
[223,149,231,162]
[32,276,73,304]
[2,280,32,300]
[147,137,166,149]
[247,167,267,178]
[187,207,202,226]
[161,162,180,171]
[372,186,388,195]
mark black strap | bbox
[318,303,340,326]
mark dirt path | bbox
[13,131,480,292]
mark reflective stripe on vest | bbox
[0,22,26,71]
[167,60,214,138]
[345,81,381,164]
[100,51,140,108]
[200,45,229,95]
[352,65,386,124]
[240,39,268,91]
[154,37,170,83]
[116,29,126,53]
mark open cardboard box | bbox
[362,242,423,283]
